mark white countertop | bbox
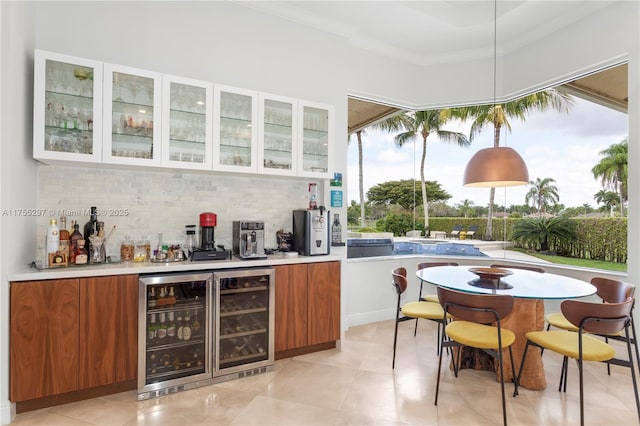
[9,253,343,282]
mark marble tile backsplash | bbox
[37,165,321,261]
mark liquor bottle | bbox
[191,310,201,338]
[157,286,166,306]
[157,312,167,344]
[182,311,192,341]
[83,206,98,254]
[167,311,176,343]
[176,313,184,341]
[147,313,157,346]
[75,240,88,264]
[45,218,60,267]
[58,216,70,262]
[148,287,157,308]
[166,287,176,305]
[69,221,83,264]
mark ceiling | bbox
[241,1,628,133]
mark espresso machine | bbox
[232,221,267,260]
[292,207,330,256]
[191,212,228,261]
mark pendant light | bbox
[462,0,529,188]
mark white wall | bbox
[1,1,639,423]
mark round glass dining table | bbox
[416,265,597,390]
[416,265,597,299]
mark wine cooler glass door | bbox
[214,268,274,376]
[138,272,212,399]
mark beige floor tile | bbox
[9,319,640,425]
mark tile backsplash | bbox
[37,165,321,261]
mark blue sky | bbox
[347,97,628,210]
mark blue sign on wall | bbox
[330,190,343,207]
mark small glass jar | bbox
[120,235,134,262]
[134,237,149,262]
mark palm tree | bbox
[594,189,620,217]
[592,138,628,217]
[453,89,573,240]
[525,177,560,215]
[347,130,367,227]
[457,199,475,218]
[512,216,577,252]
[375,109,470,235]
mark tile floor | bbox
[9,318,640,425]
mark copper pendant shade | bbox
[463,147,529,187]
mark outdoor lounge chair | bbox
[448,225,463,239]
[464,225,478,239]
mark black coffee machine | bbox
[191,212,228,261]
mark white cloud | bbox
[347,97,628,210]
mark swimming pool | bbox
[392,240,487,257]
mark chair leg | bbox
[624,327,640,423]
[434,329,446,406]
[578,355,584,426]
[414,317,419,337]
[392,316,399,369]
[514,340,531,397]
[497,344,508,426]
[630,316,640,374]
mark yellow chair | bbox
[391,267,449,368]
[545,277,640,374]
[435,287,516,426]
[514,297,640,426]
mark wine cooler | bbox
[138,268,274,400]
[214,268,274,376]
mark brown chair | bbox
[545,277,640,374]
[490,264,546,273]
[515,297,640,426]
[392,267,449,368]
[435,287,516,426]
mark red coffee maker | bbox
[191,212,228,261]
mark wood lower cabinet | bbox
[79,275,138,388]
[274,261,340,357]
[10,279,80,402]
[10,274,138,406]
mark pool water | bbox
[392,240,487,257]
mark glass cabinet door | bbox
[258,94,297,175]
[33,50,103,163]
[213,85,258,172]
[103,64,161,166]
[161,76,213,169]
[297,101,334,178]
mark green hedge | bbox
[427,217,627,263]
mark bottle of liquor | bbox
[166,286,176,305]
[75,240,88,265]
[182,311,192,341]
[58,216,70,262]
[148,287,157,308]
[167,311,176,343]
[69,221,83,264]
[147,313,157,346]
[83,206,98,254]
[157,312,167,344]
[45,218,60,267]
[176,313,184,341]
[191,310,201,338]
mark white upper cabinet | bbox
[213,85,258,173]
[33,50,103,163]
[161,76,213,170]
[257,93,297,176]
[297,101,334,178]
[102,64,162,166]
